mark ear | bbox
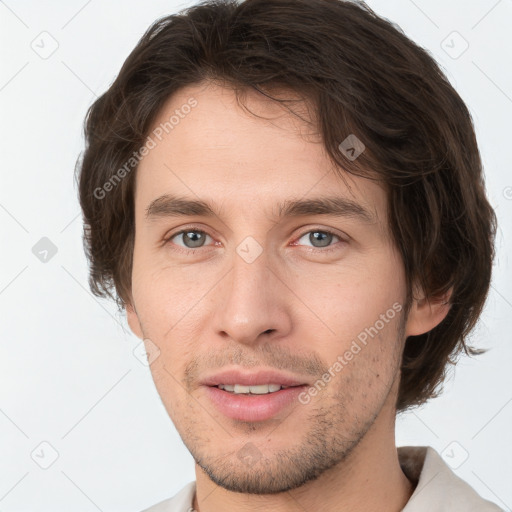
[126,302,144,339]
[404,285,453,337]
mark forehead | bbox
[135,81,387,228]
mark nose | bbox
[211,245,293,346]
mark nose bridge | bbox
[213,238,291,344]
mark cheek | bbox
[132,261,210,329]
[316,325,402,420]
[291,259,404,338]
[131,262,217,376]
[289,258,405,402]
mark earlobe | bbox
[404,286,453,337]
[126,302,144,339]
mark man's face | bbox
[128,81,411,493]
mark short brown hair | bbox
[76,0,497,411]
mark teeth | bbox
[218,384,285,394]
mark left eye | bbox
[295,230,341,249]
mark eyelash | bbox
[163,226,345,255]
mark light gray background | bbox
[1,0,511,510]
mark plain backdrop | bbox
[1,0,511,510]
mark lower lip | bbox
[203,385,307,422]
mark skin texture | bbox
[127,81,451,512]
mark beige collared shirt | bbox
[141,445,503,511]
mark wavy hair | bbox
[76,0,497,411]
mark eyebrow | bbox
[145,194,376,224]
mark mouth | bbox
[203,383,308,422]
[215,383,299,394]
[199,368,310,422]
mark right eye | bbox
[164,228,215,253]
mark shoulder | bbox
[399,446,503,511]
[140,481,196,512]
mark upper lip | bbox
[200,368,309,387]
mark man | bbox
[76,0,501,510]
